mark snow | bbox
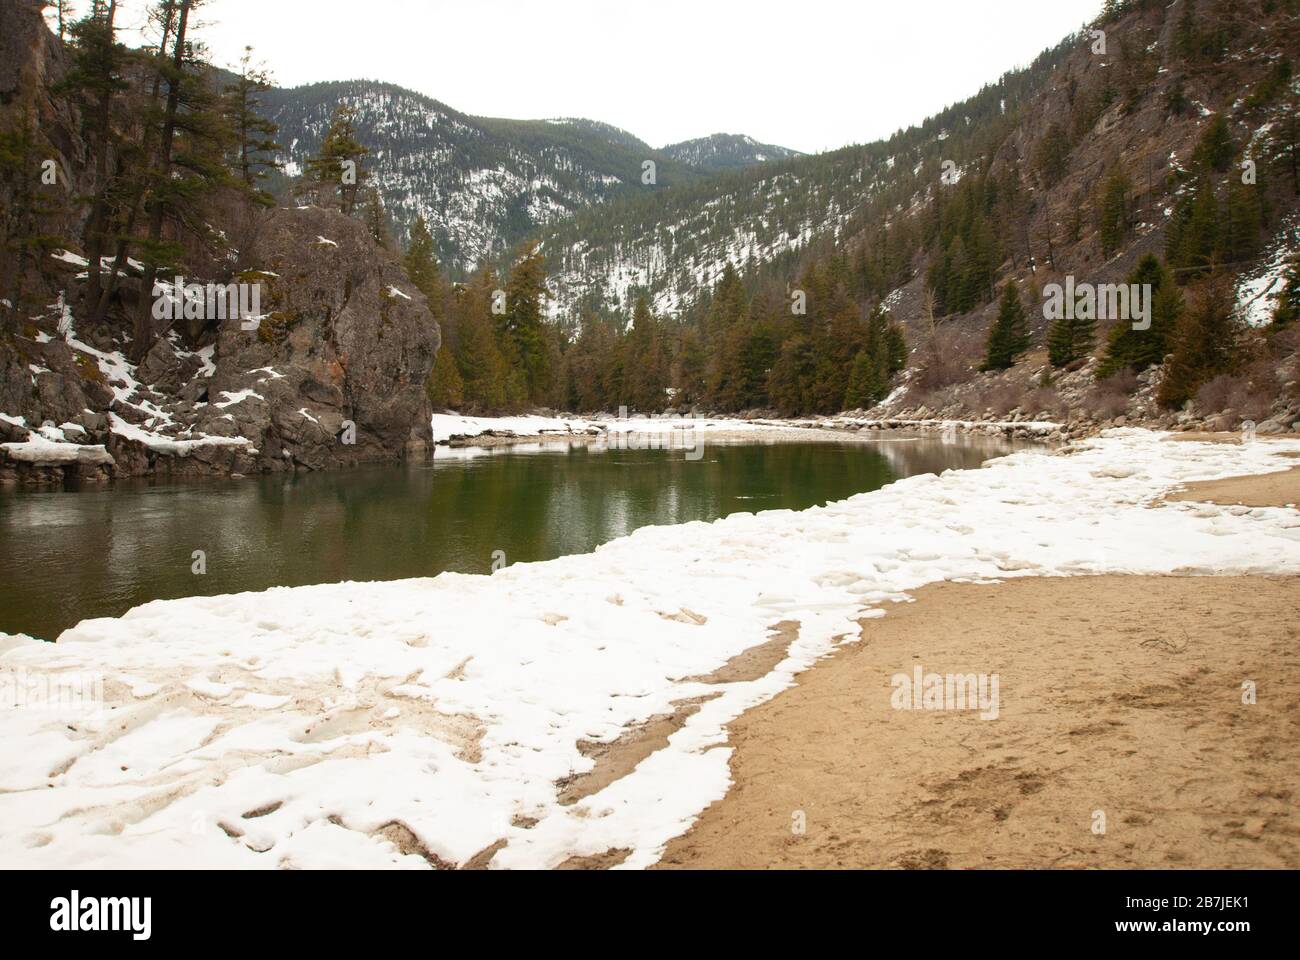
[106,414,253,456]
[106,415,252,454]
[213,389,265,409]
[3,430,1299,869]
[195,345,217,378]
[815,415,1061,434]
[1237,221,1295,328]
[0,434,112,465]
[430,412,784,445]
[51,250,90,268]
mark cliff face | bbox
[0,0,440,484]
[203,206,439,472]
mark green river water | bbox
[0,434,1032,640]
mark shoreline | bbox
[11,405,1297,488]
[656,465,1300,870]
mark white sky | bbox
[72,0,1103,154]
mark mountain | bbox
[540,146,869,316]
[538,0,1300,330]
[661,133,803,172]
[260,85,663,271]
[263,81,679,272]
[262,82,806,275]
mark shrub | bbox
[1086,370,1138,420]
[1025,386,1066,421]
[1194,373,1273,424]
[915,328,976,392]
[983,383,1026,417]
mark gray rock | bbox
[196,205,440,473]
[137,337,204,395]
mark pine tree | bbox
[0,108,67,318]
[1221,177,1263,264]
[501,241,552,405]
[1047,306,1095,368]
[425,343,464,410]
[1192,114,1234,173]
[402,216,441,300]
[1272,255,1300,331]
[1174,4,1199,61]
[766,335,815,415]
[1034,122,1071,187]
[703,263,750,406]
[455,272,509,412]
[222,45,281,204]
[863,303,889,363]
[88,0,178,327]
[301,105,369,215]
[884,322,908,373]
[672,325,707,408]
[1097,170,1131,258]
[52,0,72,39]
[623,295,668,411]
[844,348,888,409]
[133,0,231,356]
[361,186,390,246]
[1266,93,1299,196]
[982,282,1031,371]
[1097,255,1183,378]
[1166,178,1219,280]
[1157,272,1242,409]
[61,0,129,317]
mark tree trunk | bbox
[133,0,190,363]
[81,0,118,316]
[91,1,176,328]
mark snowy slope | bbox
[264,82,710,271]
[661,133,803,172]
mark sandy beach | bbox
[658,460,1300,870]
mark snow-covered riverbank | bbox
[2,430,1299,869]
[430,411,1065,450]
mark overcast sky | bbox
[74,0,1103,154]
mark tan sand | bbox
[656,573,1300,869]
[1166,465,1300,508]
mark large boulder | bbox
[204,205,440,471]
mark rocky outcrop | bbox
[2,203,441,484]
[0,2,440,486]
[201,205,440,472]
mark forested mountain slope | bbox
[489,0,1299,433]
[263,82,800,273]
[536,0,1298,331]
[661,133,803,172]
